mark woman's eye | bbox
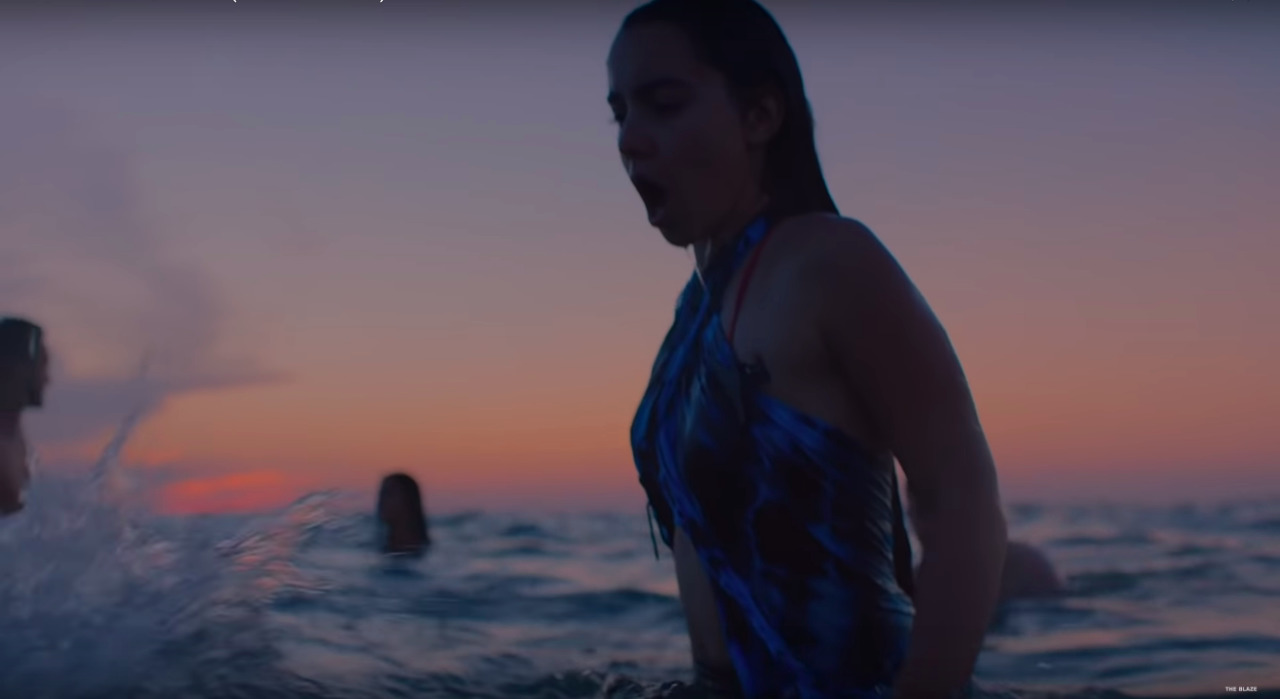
[651,100,685,117]
[610,99,683,126]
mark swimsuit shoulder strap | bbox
[725,225,775,345]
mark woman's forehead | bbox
[607,24,711,92]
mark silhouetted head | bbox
[607,0,837,248]
[908,493,1063,603]
[376,473,429,555]
[1001,541,1064,600]
[0,318,49,413]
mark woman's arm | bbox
[800,216,1007,699]
[672,527,734,676]
[0,413,30,515]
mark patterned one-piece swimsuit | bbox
[631,215,919,699]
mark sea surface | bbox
[0,468,1278,699]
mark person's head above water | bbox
[376,473,429,555]
[0,317,50,415]
[607,0,838,249]
[908,493,1062,603]
[0,317,47,515]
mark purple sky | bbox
[1,1,1277,511]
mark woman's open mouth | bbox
[631,175,669,225]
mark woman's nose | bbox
[618,118,657,164]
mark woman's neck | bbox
[693,193,770,272]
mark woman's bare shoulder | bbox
[771,213,919,320]
[775,212,881,253]
[774,213,901,284]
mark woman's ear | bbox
[742,87,784,150]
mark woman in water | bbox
[376,473,430,556]
[613,2,1007,697]
[909,497,1063,605]
[0,317,48,516]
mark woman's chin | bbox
[657,220,699,248]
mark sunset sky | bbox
[2,1,1277,514]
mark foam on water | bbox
[2,477,1280,698]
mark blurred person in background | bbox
[908,497,1062,604]
[376,473,430,556]
[0,317,50,516]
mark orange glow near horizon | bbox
[156,470,304,516]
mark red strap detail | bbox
[726,227,774,345]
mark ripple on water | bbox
[4,471,1280,697]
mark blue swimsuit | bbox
[631,216,918,699]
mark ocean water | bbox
[0,470,1278,699]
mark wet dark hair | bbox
[377,473,429,546]
[0,317,42,362]
[621,0,839,220]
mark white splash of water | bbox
[88,353,156,499]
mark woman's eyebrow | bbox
[607,76,691,105]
